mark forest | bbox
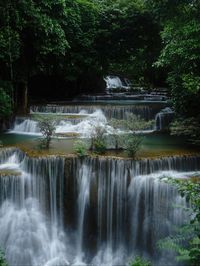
[0,1,199,114]
[0,1,200,266]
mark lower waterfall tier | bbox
[0,148,199,266]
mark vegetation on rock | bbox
[170,117,200,145]
[110,114,154,158]
[130,256,151,266]
[34,115,59,149]
[0,250,8,266]
[159,178,200,265]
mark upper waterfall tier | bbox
[30,103,167,120]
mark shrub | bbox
[124,134,143,158]
[0,250,8,266]
[34,115,58,149]
[93,138,107,155]
[109,114,151,157]
[158,178,200,266]
[170,117,200,145]
[90,124,107,154]
[74,140,88,157]
[110,119,123,149]
[130,256,151,266]
[123,113,154,132]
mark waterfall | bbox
[74,159,93,263]
[70,155,200,265]
[11,118,41,135]
[155,107,174,131]
[0,148,69,266]
[10,110,109,137]
[128,173,187,256]
[30,104,164,120]
[104,76,130,91]
[0,148,199,265]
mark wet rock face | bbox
[0,118,12,132]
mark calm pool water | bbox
[0,132,199,158]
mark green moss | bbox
[55,132,80,138]
[0,169,21,177]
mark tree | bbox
[90,124,107,154]
[35,115,58,149]
[0,0,69,112]
[0,87,12,119]
[150,0,200,117]
[95,0,162,85]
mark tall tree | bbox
[95,0,162,85]
[147,0,200,116]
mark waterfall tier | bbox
[0,148,199,265]
[0,148,69,266]
[30,104,166,120]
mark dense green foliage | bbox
[96,0,162,85]
[90,124,107,154]
[74,140,88,157]
[130,256,151,266]
[0,88,12,119]
[0,250,8,266]
[159,178,200,265]
[170,117,200,145]
[0,0,164,110]
[0,0,199,126]
[149,0,200,117]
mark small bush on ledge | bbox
[74,140,88,158]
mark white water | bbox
[155,107,174,131]
[0,150,70,266]
[76,163,91,263]
[0,200,68,266]
[11,119,40,135]
[1,149,199,266]
[104,76,130,91]
[10,109,155,138]
[10,110,112,137]
[30,104,160,120]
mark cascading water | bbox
[0,148,199,265]
[11,107,158,137]
[70,155,200,265]
[75,160,93,263]
[155,107,174,131]
[0,148,69,266]
[12,118,40,135]
[104,76,130,91]
[10,110,110,137]
[30,104,163,120]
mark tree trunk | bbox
[24,82,28,114]
[18,81,28,115]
